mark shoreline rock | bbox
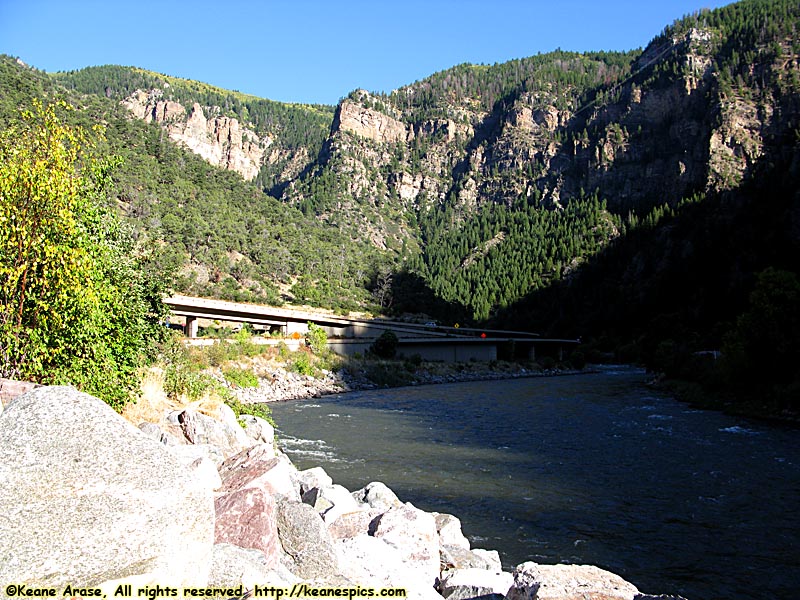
[229,363,591,405]
[0,385,681,600]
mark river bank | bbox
[0,384,676,600]
[223,355,588,405]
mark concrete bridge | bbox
[163,295,578,362]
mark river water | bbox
[269,366,800,600]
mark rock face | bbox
[122,90,268,180]
[0,386,215,587]
[333,96,408,144]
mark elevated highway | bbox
[163,295,578,362]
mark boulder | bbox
[327,508,384,541]
[351,481,403,511]
[441,545,501,571]
[303,484,362,523]
[0,378,40,408]
[178,408,254,459]
[240,413,276,447]
[276,500,340,580]
[438,568,513,600]
[505,562,640,600]
[219,443,300,501]
[137,421,188,446]
[435,513,471,550]
[371,503,440,583]
[168,442,226,474]
[0,386,214,587]
[299,466,334,495]
[471,550,503,572]
[335,535,442,600]
[167,445,223,491]
[208,543,298,589]
[214,486,280,567]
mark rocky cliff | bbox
[123,89,269,180]
[281,9,800,247]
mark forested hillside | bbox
[0,56,385,312]
[50,65,334,193]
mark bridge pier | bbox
[184,316,198,338]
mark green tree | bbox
[722,268,800,394]
[0,100,166,409]
[305,322,328,355]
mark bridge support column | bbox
[185,316,198,338]
[528,345,536,361]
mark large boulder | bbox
[178,407,254,459]
[371,503,440,583]
[0,386,215,587]
[219,444,300,501]
[438,568,513,600]
[505,562,640,600]
[352,481,403,511]
[0,378,40,410]
[303,484,363,523]
[327,508,383,541]
[214,487,280,566]
[335,535,441,600]
[276,500,340,580]
[240,414,276,447]
[208,543,298,589]
[435,513,471,550]
[441,545,502,572]
[298,466,334,495]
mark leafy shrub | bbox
[163,364,221,401]
[305,322,328,355]
[363,362,414,387]
[569,350,587,370]
[291,350,316,376]
[234,327,260,357]
[223,367,259,388]
[539,356,557,370]
[204,341,231,367]
[371,330,398,359]
[225,396,276,427]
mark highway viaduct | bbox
[163,295,579,363]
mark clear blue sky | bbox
[1,0,734,106]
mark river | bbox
[269,366,800,600]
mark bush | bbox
[291,350,316,376]
[204,341,231,367]
[233,327,260,357]
[225,396,276,427]
[306,322,328,355]
[223,367,259,388]
[163,364,221,401]
[371,330,399,359]
[569,350,587,370]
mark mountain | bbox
[2,0,799,410]
[0,57,385,312]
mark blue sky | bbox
[1,0,734,106]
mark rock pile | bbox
[0,385,679,600]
